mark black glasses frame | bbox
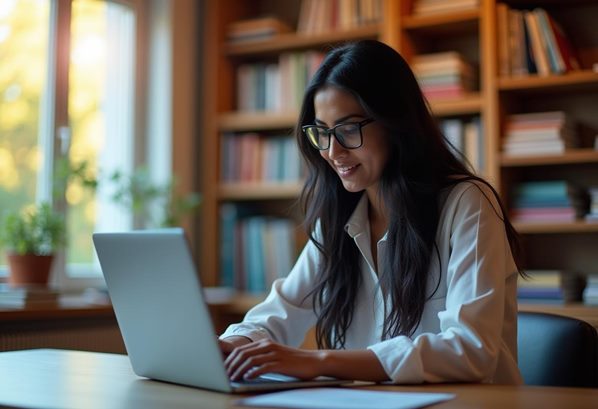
[302,118,375,150]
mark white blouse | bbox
[220,181,523,385]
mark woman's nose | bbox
[327,135,348,160]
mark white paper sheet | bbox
[236,388,456,409]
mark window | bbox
[0,0,170,289]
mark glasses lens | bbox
[335,123,362,148]
[305,127,328,149]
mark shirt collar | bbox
[344,193,370,238]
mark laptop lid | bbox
[93,229,348,393]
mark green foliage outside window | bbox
[55,158,202,229]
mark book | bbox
[523,10,551,76]
[496,3,510,76]
[512,180,576,199]
[441,119,464,157]
[534,8,565,74]
[0,284,60,309]
[545,11,580,71]
[507,110,567,124]
[518,270,563,302]
[413,0,479,16]
[226,16,291,44]
[508,8,527,76]
[584,274,598,305]
[522,13,538,74]
[463,118,483,174]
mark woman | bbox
[219,40,523,385]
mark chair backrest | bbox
[518,311,598,387]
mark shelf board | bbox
[498,70,598,92]
[429,93,482,116]
[500,149,598,167]
[205,287,265,315]
[402,9,479,35]
[224,24,381,56]
[514,220,598,234]
[218,111,297,132]
[218,182,303,200]
[218,95,483,131]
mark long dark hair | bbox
[296,40,522,349]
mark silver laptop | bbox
[93,228,348,393]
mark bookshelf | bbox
[200,0,598,324]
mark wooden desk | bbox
[0,349,596,409]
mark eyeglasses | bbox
[302,118,375,150]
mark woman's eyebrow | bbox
[314,114,365,126]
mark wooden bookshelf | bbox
[225,24,381,56]
[200,0,598,327]
[218,112,297,132]
[494,1,598,298]
[498,69,598,92]
[218,182,303,201]
[402,9,480,34]
[500,149,598,167]
[429,93,483,116]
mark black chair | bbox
[517,311,598,387]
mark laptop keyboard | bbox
[234,376,286,385]
[232,372,300,385]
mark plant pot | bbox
[6,253,54,286]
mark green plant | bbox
[109,168,202,227]
[0,203,66,255]
[56,159,201,228]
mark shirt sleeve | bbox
[219,238,321,347]
[368,183,517,384]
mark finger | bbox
[226,344,274,379]
[230,351,278,381]
[224,339,261,366]
[225,340,276,374]
[243,362,279,380]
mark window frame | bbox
[0,0,174,290]
[52,0,148,289]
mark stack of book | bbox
[518,270,563,304]
[502,111,577,156]
[220,133,303,184]
[412,0,479,15]
[237,51,325,112]
[220,207,296,294]
[0,284,59,309]
[297,0,383,34]
[583,274,598,305]
[412,52,476,100]
[510,180,585,223]
[440,117,484,174]
[585,187,598,222]
[496,4,579,77]
[226,16,291,44]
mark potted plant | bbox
[0,203,66,286]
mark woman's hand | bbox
[218,336,252,356]
[224,339,325,381]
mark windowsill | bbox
[0,293,114,321]
[0,288,263,322]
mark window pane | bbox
[67,0,135,275]
[0,0,50,267]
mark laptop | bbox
[92,228,349,393]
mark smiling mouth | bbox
[337,164,359,176]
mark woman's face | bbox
[314,86,390,197]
